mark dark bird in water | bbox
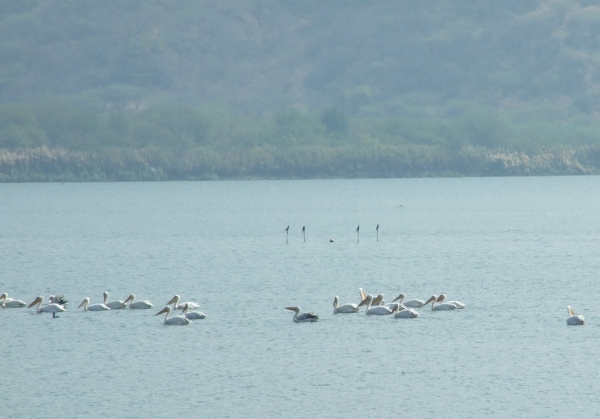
[356,225,360,243]
[376,224,379,241]
[302,226,305,242]
[49,294,68,307]
[285,226,289,232]
[285,225,289,243]
[285,306,320,323]
[356,225,360,232]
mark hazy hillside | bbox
[2,0,600,116]
[2,0,600,180]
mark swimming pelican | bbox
[78,298,110,311]
[394,304,419,318]
[425,295,457,311]
[358,295,397,315]
[182,303,206,320]
[123,294,153,309]
[167,295,199,311]
[566,306,585,325]
[437,294,465,309]
[156,306,190,325]
[392,293,428,308]
[0,293,27,308]
[333,296,359,314]
[103,292,127,309]
[28,296,66,318]
[285,306,319,322]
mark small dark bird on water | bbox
[302,226,305,242]
[376,224,379,241]
[285,225,289,243]
[356,225,360,243]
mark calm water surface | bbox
[1,177,600,418]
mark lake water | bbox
[1,177,600,418]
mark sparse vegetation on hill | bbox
[2,1,600,180]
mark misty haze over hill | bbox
[2,0,600,116]
[2,0,600,181]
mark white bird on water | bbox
[0,293,27,308]
[167,295,199,311]
[358,295,398,315]
[424,295,457,311]
[394,304,419,318]
[103,292,127,309]
[333,296,359,314]
[437,294,465,309]
[124,294,153,309]
[28,296,66,318]
[156,306,190,325]
[566,306,585,325]
[285,306,319,322]
[78,298,110,311]
[392,293,428,308]
[182,303,206,320]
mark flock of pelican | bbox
[287,289,466,322]
[1,290,584,326]
[0,292,206,325]
[287,289,586,326]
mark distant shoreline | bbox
[1,145,598,182]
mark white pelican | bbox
[285,306,319,322]
[28,296,66,318]
[437,294,465,309]
[566,306,585,325]
[78,298,110,311]
[0,293,27,308]
[394,304,419,318]
[425,295,457,311]
[392,293,428,308]
[167,295,199,310]
[156,306,190,325]
[103,292,127,309]
[333,296,359,314]
[124,294,153,309]
[358,295,398,315]
[183,303,206,320]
